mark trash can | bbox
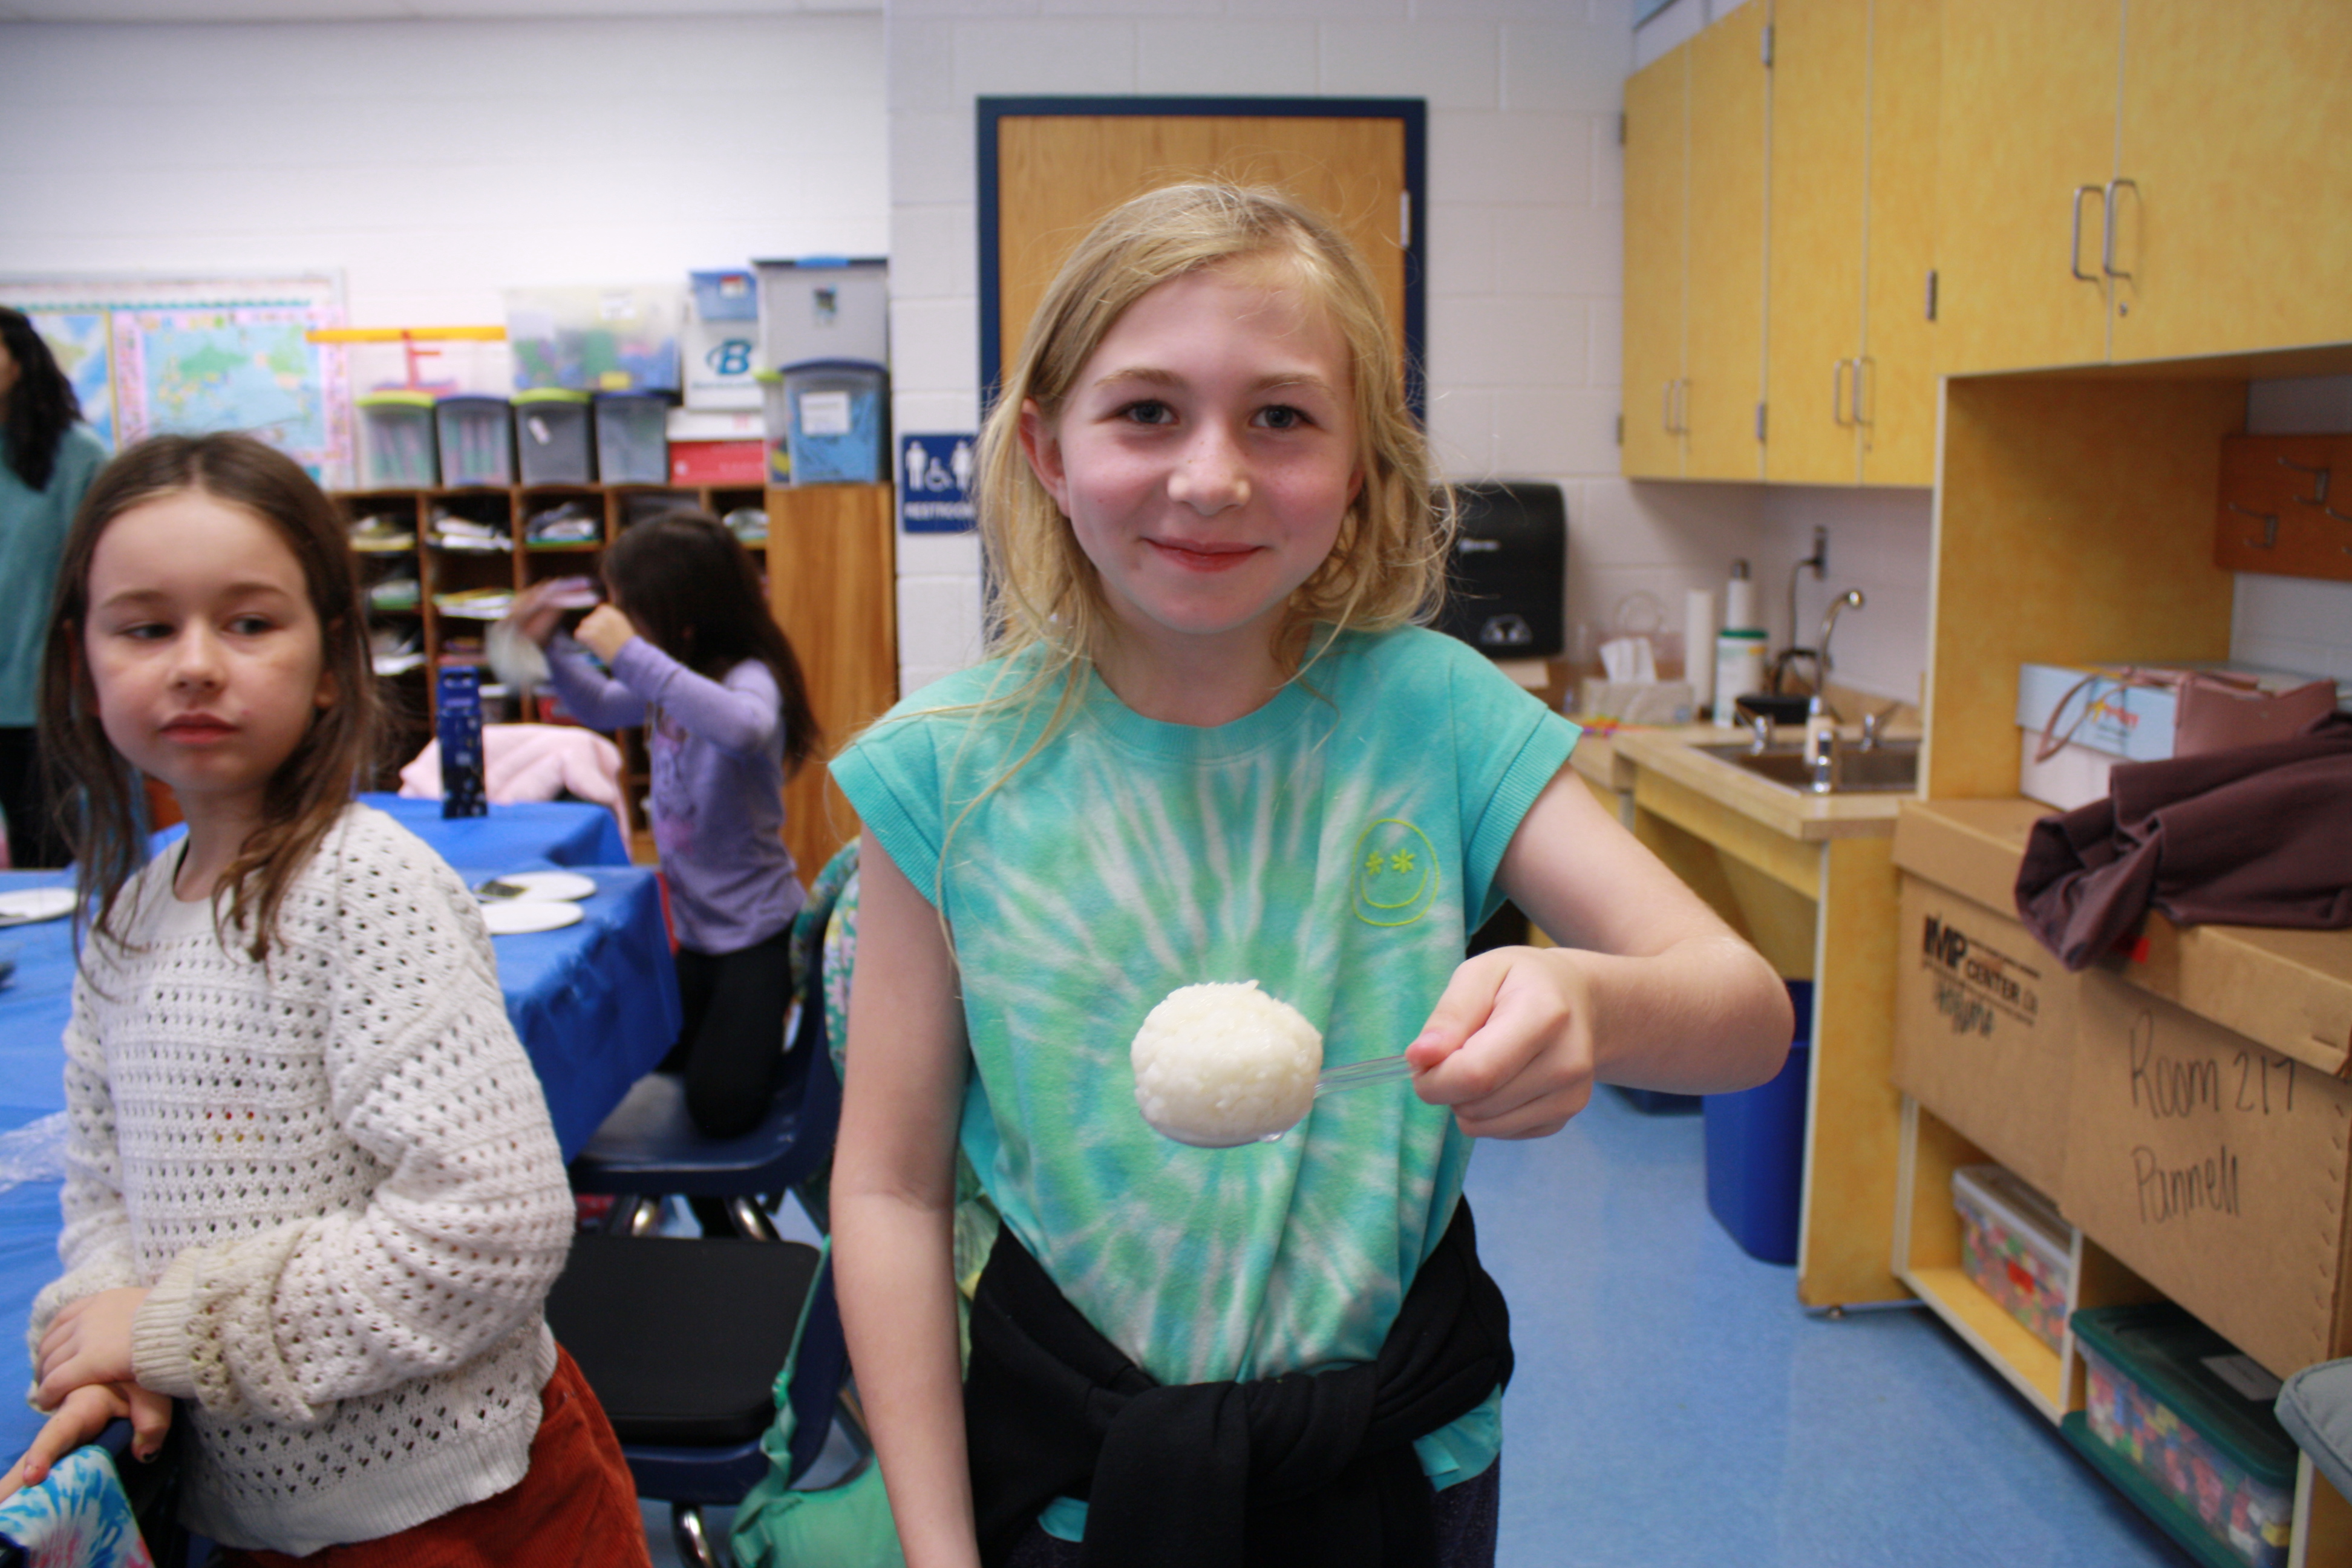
[1703,979,1812,1264]
[514,388,594,485]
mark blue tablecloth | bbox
[150,792,632,873]
[0,800,678,1463]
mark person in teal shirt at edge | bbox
[0,307,108,868]
[828,181,1797,1568]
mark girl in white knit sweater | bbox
[4,433,650,1565]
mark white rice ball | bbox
[1131,981,1324,1148]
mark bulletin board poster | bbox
[0,275,351,483]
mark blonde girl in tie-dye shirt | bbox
[830,182,1793,1568]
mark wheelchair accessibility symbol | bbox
[898,433,978,533]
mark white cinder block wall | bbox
[0,16,888,403]
[886,0,1798,699]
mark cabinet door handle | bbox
[2071,185,2104,283]
[1832,359,1851,427]
[2102,178,2137,281]
[1678,378,1690,434]
[1855,357,1873,428]
[1662,380,1674,433]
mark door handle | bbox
[2070,185,2103,283]
[2102,178,2137,281]
[1832,359,1852,427]
[1854,357,1873,428]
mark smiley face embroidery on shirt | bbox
[1351,818,1440,927]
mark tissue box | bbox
[1576,678,1696,726]
[2015,661,2345,811]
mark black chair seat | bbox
[547,1233,820,1447]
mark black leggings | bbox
[0,728,67,871]
[667,926,795,1140]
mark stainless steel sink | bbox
[1693,738,1921,794]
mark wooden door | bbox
[1765,0,1870,485]
[2109,0,2352,364]
[1622,48,1690,479]
[1933,0,2118,374]
[1684,2,1769,479]
[1857,0,1938,486]
[991,114,1411,391]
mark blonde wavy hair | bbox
[975,180,1453,698]
[879,183,1456,906]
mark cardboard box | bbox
[1891,800,2080,1197]
[2122,915,2352,1080]
[2015,661,2348,810]
[2061,972,2352,1379]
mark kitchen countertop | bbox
[1570,720,1913,843]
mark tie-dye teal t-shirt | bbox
[834,626,1579,1497]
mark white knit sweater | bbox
[30,804,578,1555]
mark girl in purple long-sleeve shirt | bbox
[514,511,822,1147]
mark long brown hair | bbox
[39,433,382,960]
[600,509,822,777]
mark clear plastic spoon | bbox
[1315,1053,1419,1096]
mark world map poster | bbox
[111,305,351,477]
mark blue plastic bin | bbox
[1703,980,1812,1264]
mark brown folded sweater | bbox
[2014,714,2352,971]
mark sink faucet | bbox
[1814,589,1866,715]
[1805,590,1866,789]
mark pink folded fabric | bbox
[400,724,628,838]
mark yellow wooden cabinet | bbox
[1765,0,1938,486]
[1938,0,2352,375]
[1620,4,1768,481]
[1621,47,1687,478]
[2109,0,2352,365]
[1931,0,2117,375]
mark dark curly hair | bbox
[0,307,85,493]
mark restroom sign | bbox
[898,434,977,533]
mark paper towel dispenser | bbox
[1433,481,1567,659]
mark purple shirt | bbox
[544,635,803,954]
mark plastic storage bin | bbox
[434,396,514,488]
[503,284,683,394]
[760,360,887,486]
[1952,1163,2073,1353]
[593,392,671,486]
[754,257,887,371]
[358,391,438,488]
[514,388,593,485]
[2063,1303,2295,1568]
[1703,979,1811,1264]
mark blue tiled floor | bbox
[647,1089,2198,1566]
[1471,1088,2192,1567]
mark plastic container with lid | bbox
[514,388,594,486]
[753,257,887,371]
[2062,1303,2295,1568]
[759,359,887,486]
[434,396,514,488]
[594,391,672,486]
[1712,627,1769,725]
[1952,1163,2073,1353]
[357,391,439,488]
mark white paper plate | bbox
[0,887,76,926]
[480,898,585,936]
[477,871,598,903]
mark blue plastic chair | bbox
[566,848,854,1238]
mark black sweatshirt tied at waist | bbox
[964,1200,1514,1568]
